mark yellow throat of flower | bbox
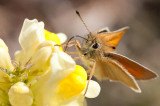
[44,30,63,51]
[57,65,87,103]
[44,30,61,45]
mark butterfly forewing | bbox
[97,27,129,49]
[104,52,158,80]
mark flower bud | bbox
[8,82,33,106]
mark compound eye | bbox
[92,43,99,49]
[84,53,87,55]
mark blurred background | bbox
[0,0,160,105]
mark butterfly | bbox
[66,11,158,93]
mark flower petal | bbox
[0,89,10,105]
[56,33,67,44]
[0,47,13,71]
[44,30,61,45]
[50,51,76,81]
[19,19,45,50]
[8,82,33,106]
[82,80,101,98]
[0,39,8,51]
[14,44,37,66]
[0,40,12,91]
[60,94,86,106]
[30,46,52,74]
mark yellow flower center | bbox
[57,65,87,101]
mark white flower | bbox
[0,19,101,106]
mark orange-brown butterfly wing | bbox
[105,52,158,80]
[94,58,141,92]
[97,27,128,51]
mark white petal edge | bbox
[60,94,85,106]
[0,39,8,51]
[56,33,67,44]
[0,48,13,71]
[82,80,101,98]
[50,51,75,81]
[19,19,45,49]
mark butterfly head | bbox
[77,33,102,59]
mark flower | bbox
[0,19,101,106]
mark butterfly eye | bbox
[92,43,99,49]
[84,53,87,55]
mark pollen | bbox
[57,65,87,101]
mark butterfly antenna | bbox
[76,10,91,34]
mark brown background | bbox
[0,0,160,106]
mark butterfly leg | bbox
[62,40,80,50]
[62,40,81,54]
[86,70,91,74]
[84,59,96,96]
[74,55,84,61]
[65,51,77,54]
[55,40,76,49]
[64,40,81,48]
[61,43,75,48]
[72,40,84,60]
[66,40,81,55]
[63,40,82,59]
[75,40,81,48]
[63,43,78,55]
[66,40,76,44]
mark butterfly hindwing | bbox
[105,52,158,80]
[94,57,141,92]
